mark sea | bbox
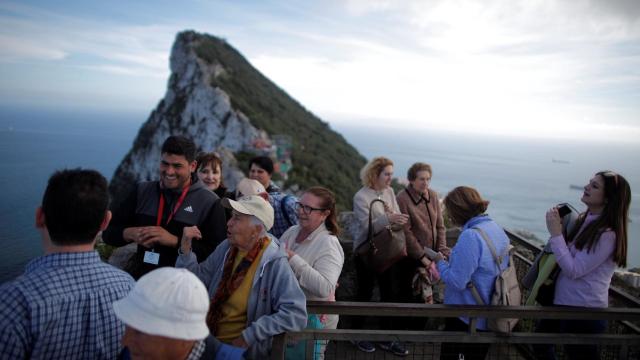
[1,107,639,283]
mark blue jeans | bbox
[534,318,607,360]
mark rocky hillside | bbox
[110,30,366,209]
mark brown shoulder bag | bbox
[356,198,407,273]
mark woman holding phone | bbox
[535,171,631,360]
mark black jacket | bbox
[103,176,227,278]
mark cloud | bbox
[246,0,640,139]
[585,0,640,23]
[343,0,396,15]
[340,0,640,53]
[81,64,166,78]
[0,34,67,61]
[0,0,638,141]
[0,2,174,76]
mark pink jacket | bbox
[551,212,617,308]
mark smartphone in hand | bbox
[557,203,572,217]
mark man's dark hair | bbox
[42,169,109,245]
[161,135,197,162]
[249,156,274,174]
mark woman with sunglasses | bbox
[535,171,631,360]
[280,186,345,360]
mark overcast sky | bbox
[1,0,639,141]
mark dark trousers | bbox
[397,257,429,330]
[534,318,607,360]
[353,255,415,330]
[440,317,490,360]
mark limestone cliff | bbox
[110,30,366,209]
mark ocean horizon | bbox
[1,107,638,283]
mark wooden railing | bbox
[269,228,640,359]
[271,302,640,359]
[270,229,640,359]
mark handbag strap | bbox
[422,192,437,251]
[367,198,386,251]
[466,227,506,306]
[468,282,485,305]
[473,227,505,269]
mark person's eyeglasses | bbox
[295,202,327,215]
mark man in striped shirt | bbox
[0,169,135,359]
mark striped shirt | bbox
[0,251,135,359]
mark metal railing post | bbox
[270,333,287,360]
[619,344,629,360]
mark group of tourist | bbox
[350,156,631,360]
[0,135,631,360]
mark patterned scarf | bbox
[206,236,267,334]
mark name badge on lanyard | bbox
[145,183,191,265]
[143,250,160,265]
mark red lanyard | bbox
[156,183,190,226]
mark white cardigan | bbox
[280,223,344,301]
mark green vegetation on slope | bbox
[192,32,366,210]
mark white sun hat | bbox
[223,195,274,231]
[234,178,266,198]
[112,267,210,340]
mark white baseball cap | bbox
[113,268,210,340]
[235,178,266,198]
[223,195,274,231]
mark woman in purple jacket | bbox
[536,171,631,360]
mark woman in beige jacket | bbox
[352,157,410,356]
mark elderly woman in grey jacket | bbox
[177,195,307,359]
[352,156,409,356]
